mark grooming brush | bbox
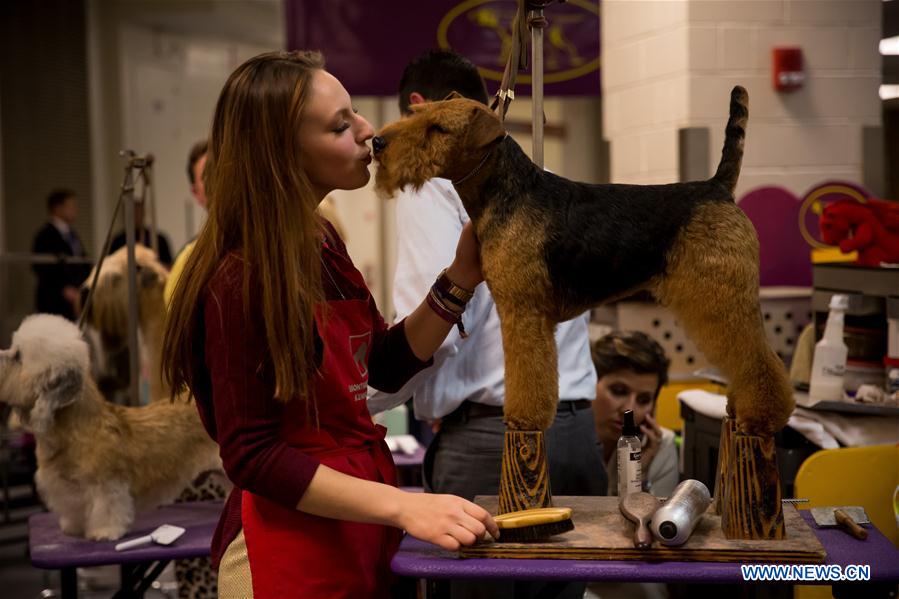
[620,492,660,549]
[493,507,574,542]
[115,524,185,551]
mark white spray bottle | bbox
[809,294,849,401]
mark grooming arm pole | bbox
[145,158,159,257]
[530,8,546,169]
[121,155,141,407]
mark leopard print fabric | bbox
[174,470,230,599]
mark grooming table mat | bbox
[30,501,222,568]
[460,496,825,563]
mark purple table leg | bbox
[60,567,77,599]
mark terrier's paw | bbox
[86,525,128,541]
[734,406,791,437]
[736,418,775,437]
[59,517,85,537]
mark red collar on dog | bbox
[452,134,508,186]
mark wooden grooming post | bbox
[717,417,786,540]
[712,417,736,516]
[498,431,553,514]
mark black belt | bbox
[558,399,592,413]
[445,399,591,423]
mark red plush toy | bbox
[819,198,899,266]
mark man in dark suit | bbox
[32,189,91,320]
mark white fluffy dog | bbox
[0,314,220,540]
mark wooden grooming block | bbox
[498,430,552,514]
[713,417,736,516]
[619,492,661,549]
[494,507,574,542]
[722,430,785,540]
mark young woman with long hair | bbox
[162,50,497,598]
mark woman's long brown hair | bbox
[163,51,326,403]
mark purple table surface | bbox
[30,501,223,569]
[392,446,426,468]
[392,512,899,584]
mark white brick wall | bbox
[645,28,690,78]
[786,1,880,25]
[689,1,786,24]
[689,26,719,70]
[602,0,881,197]
[722,27,756,70]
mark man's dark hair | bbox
[46,189,76,213]
[398,49,489,115]
[591,331,671,398]
[187,140,208,184]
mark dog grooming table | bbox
[29,500,222,598]
[392,510,899,598]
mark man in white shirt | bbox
[369,49,606,599]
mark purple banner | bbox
[285,0,600,97]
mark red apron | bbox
[240,279,401,597]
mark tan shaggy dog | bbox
[0,314,219,540]
[374,88,794,437]
[81,244,170,402]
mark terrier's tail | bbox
[711,86,748,195]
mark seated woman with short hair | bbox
[591,331,679,498]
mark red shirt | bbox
[192,224,431,566]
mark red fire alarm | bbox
[772,47,804,92]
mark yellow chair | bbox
[793,444,898,599]
[655,380,725,432]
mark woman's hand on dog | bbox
[446,221,483,290]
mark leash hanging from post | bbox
[490,0,530,121]
[490,1,564,168]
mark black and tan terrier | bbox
[374,87,793,437]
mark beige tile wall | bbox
[602,0,881,198]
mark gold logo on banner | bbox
[798,184,869,249]
[437,0,600,84]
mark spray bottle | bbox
[809,294,850,402]
[617,410,642,499]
